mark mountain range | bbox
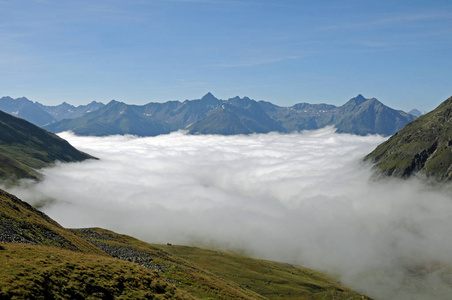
[365,95,452,181]
[1,94,417,137]
[0,96,104,127]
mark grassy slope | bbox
[0,188,372,299]
[71,228,266,300]
[365,96,452,180]
[70,227,370,300]
[0,244,193,300]
[157,245,370,300]
[0,189,105,255]
[0,110,95,181]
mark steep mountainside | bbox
[333,95,415,136]
[0,110,94,181]
[0,96,56,126]
[258,101,337,131]
[0,189,370,299]
[365,96,452,180]
[42,93,414,137]
[187,97,285,135]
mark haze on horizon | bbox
[6,128,452,300]
[0,1,451,112]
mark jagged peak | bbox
[351,94,367,104]
[201,92,218,101]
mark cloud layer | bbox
[6,128,452,299]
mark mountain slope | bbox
[334,95,416,136]
[0,189,105,254]
[364,96,452,180]
[258,101,336,131]
[0,190,258,300]
[0,243,193,300]
[158,244,370,300]
[71,228,267,300]
[0,189,370,299]
[0,110,94,181]
[188,96,285,135]
[44,100,172,136]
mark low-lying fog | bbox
[6,127,452,299]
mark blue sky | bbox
[0,0,450,112]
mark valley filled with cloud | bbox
[6,128,452,299]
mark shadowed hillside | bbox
[0,110,94,181]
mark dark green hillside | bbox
[365,96,452,180]
[0,110,94,181]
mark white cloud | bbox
[6,128,452,299]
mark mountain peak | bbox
[351,94,367,105]
[201,92,218,102]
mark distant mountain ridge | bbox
[0,96,105,126]
[1,94,416,136]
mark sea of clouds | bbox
[6,127,452,299]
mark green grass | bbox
[71,228,266,300]
[1,189,372,299]
[0,243,193,300]
[156,245,371,300]
[0,189,105,255]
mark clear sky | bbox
[0,0,450,112]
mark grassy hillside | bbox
[0,189,105,255]
[0,244,193,300]
[365,95,452,180]
[0,110,95,181]
[0,189,371,299]
[71,228,370,300]
[71,228,266,300]
[157,245,369,300]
